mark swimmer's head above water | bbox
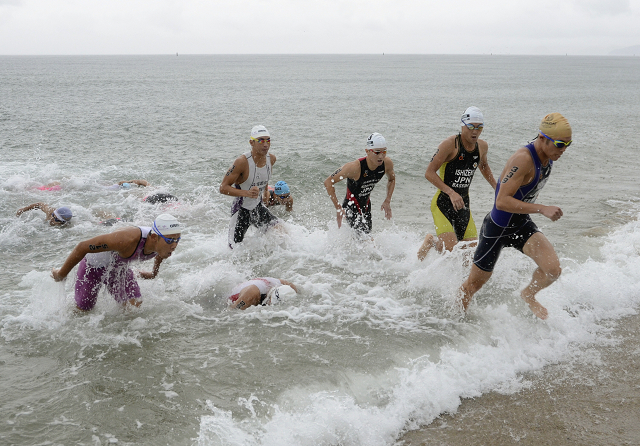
[51,207,73,226]
[266,284,297,305]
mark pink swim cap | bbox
[37,185,62,191]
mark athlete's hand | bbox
[246,186,260,199]
[381,200,392,220]
[540,205,563,221]
[448,191,465,211]
[139,271,154,280]
[336,208,344,228]
[51,268,66,282]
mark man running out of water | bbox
[16,203,73,226]
[227,277,298,310]
[323,133,396,234]
[418,106,496,260]
[220,125,281,248]
[458,113,572,320]
[51,214,182,311]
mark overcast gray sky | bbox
[1,0,638,55]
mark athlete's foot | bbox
[521,291,548,320]
[73,306,90,314]
[417,234,434,261]
[123,298,143,310]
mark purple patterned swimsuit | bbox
[74,227,157,310]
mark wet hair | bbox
[143,193,178,205]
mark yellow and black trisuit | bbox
[430,134,481,241]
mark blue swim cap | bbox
[274,181,289,195]
[53,207,73,223]
[120,182,131,189]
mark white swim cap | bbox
[152,213,181,236]
[461,106,484,126]
[267,285,296,305]
[251,125,270,139]
[366,133,386,150]
[53,207,73,224]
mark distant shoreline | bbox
[0,53,638,57]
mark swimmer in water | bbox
[16,203,73,226]
[36,182,62,192]
[103,179,150,191]
[227,278,298,310]
[51,214,182,311]
[143,193,178,204]
[264,181,293,212]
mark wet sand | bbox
[399,314,640,446]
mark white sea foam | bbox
[195,209,640,445]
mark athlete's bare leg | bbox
[458,264,493,311]
[417,234,435,260]
[521,232,562,320]
[438,232,459,252]
[460,238,478,267]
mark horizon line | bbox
[1,52,638,57]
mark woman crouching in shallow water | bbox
[51,214,182,311]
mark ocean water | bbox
[1,54,639,445]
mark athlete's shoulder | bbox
[477,139,489,151]
[508,147,536,168]
[269,153,276,165]
[232,154,250,167]
[440,134,458,148]
[342,159,363,177]
[346,158,363,169]
[435,135,459,158]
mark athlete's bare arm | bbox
[119,179,149,187]
[16,202,55,218]
[278,279,298,292]
[323,160,361,228]
[139,255,164,280]
[229,285,261,310]
[477,140,497,190]
[381,158,396,220]
[219,156,259,200]
[425,136,465,211]
[51,227,142,282]
[496,149,562,221]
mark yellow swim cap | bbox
[539,113,572,140]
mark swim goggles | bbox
[539,131,572,149]
[461,119,484,130]
[53,215,68,225]
[251,137,271,143]
[153,222,181,244]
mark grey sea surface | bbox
[1,55,640,445]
